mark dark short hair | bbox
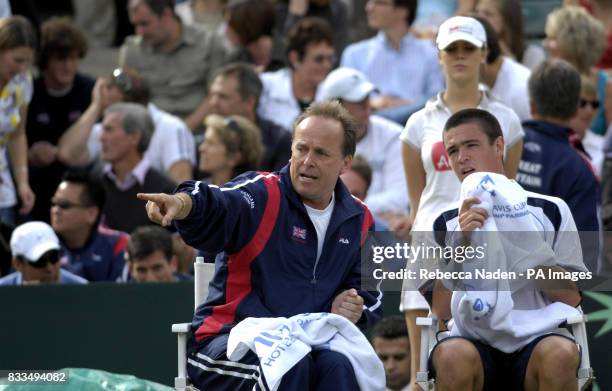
[61,169,106,210]
[131,0,175,16]
[371,315,409,340]
[349,155,372,190]
[226,0,275,45]
[212,62,262,103]
[127,225,173,262]
[528,59,581,120]
[393,0,418,27]
[287,17,334,63]
[37,17,88,70]
[294,100,357,157]
[444,108,503,144]
[472,15,501,64]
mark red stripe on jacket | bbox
[196,175,280,341]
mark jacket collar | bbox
[523,120,572,143]
[277,164,364,221]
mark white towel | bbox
[449,172,580,352]
[227,312,385,391]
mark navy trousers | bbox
[187,334,360,390]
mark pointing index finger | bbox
[137,193,166,203]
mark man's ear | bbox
[495,136,505,155]
[288,50,300,69]
[340,154,353,176]
[170,255,178,273]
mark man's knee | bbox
[432,338,482,384]
[530,336,579,379]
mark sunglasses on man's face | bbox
[28,250,60,269]
[51,199,92,210]
[579,99,600,110]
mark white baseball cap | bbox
[10,221,61,262]
[436,16,486,50]
[318,67,377,102]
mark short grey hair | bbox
[528,59,581,120]
[104,102,153,153]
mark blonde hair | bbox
[545,6,606,73]
[204,114,263,175]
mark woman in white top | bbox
[399,16,524,388]
[0,16,36,226]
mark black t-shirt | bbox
[26,73,95,222]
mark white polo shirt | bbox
[399,90,524,232]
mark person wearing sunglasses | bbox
[257,17,335,132]
[569,75,604,177]
[50,170,129,282]
[0,221,87,285]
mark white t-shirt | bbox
[304,193,335,263]
[88,103,195,172]
[583,129,604,178]
[490,57,531,122]
[357,115,410,215]
[257,68,323,132]
[399,90,524,232]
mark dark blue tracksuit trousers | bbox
[187,334,360,390]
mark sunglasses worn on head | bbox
[28,250,60,269]
[112,68,132,94]
[579,99,600,109]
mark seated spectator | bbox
[370,315,411,391]
[27,17,95,223]
[119,0,227,123]
[96,102,176,233]
[175,0,226,32]
[275,0,349,56]
[341,0,444,125]
[57,68,195,183]
[516,60,600,252]
[476,0,546,70]
[544,6,610,135]
[51,170,128,282]
[124,225,191,282]
[257,17,335,131]
[570,75,605,177]
[137,101,383,390]
[318,67,410,219]
[206,63,291,171]
[224,0,283,73]
[0,221,87,285]
[429,108,584,391]
[475,15,531,122]
[199,114,263,185]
